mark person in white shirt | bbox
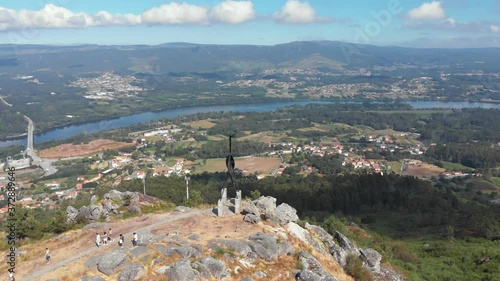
[132,232,138,246]
[95,233,101,248]
[118,234,124,248]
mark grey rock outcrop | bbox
[97,248,130,275]
[66,206,78,223]
[360,248,382,272]
[266,203,299,226]
[286,222,328,254]
[244,214,261,224]
[255,196,276,213]
[165,260,200,281]
[103,201,119,214]
[199,256,230,279]
[136,228,154,246]
[334,231,357,254]
[243,201,260,216]
[296,251,340,281]
[67,189,161,222]
[208,239,253,256]
[248,233,279,260]
[130,246,150,259]
[84,254,103,270]
[118,262,145,281]
[155,244,202,259]
[305,223,348,267]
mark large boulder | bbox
[255,196,276,213]
[136,228,154,246]
[85,254,104,270]
[329,242,348,267]
[103,201,119,214]
[199,256,230,279]
[296,251,340,281]
[265,203,299,226]
[243,201,260,216]
[164,260,200,281]
[298,251,324,274]
[286,222,328,254]
[97,248,130,275]
[335,231,358,253]
[359,248,382,272]
[123,191,140,205]
[104,190,123,202]
[247,241,273,262]
[244,214,260,224]
[66,206,78,223]
[173,245,202,259]
[305,223,346,266]
[208,239,253,256]
[118,262,145,281]
[248,233,279,260]
[87,205,103,220]
[130,246,150,259]
[154,244,179,258]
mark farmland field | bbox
[192,156,281,175]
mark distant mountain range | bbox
[0,40,499,74]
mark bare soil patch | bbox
[201,156,281,174]
[38,139,135,158]
[407,163,445,178]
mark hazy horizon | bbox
[0,0,498,48]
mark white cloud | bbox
[408,1,446,20]
[0,4,141,31]
[274,0,331,24]
[141,3,208,24]
[210,0,255,24]
[93,11,140,26]
[491,25,500,33]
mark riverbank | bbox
[1,100,499,148]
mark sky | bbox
[0,0,499,48]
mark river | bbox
[1,100,499,148]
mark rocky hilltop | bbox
[49,191,408,281]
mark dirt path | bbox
[21,208,213,281]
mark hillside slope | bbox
[10,193,408,281]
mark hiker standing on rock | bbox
[118,234,124,248]
[95,233,101,248]
[132,232,138,246]
[45,248,50,264]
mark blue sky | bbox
[0,0,498,48]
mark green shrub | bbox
[345,254,373,281]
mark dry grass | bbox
[186,120,217,129]
[407,163,445,178]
